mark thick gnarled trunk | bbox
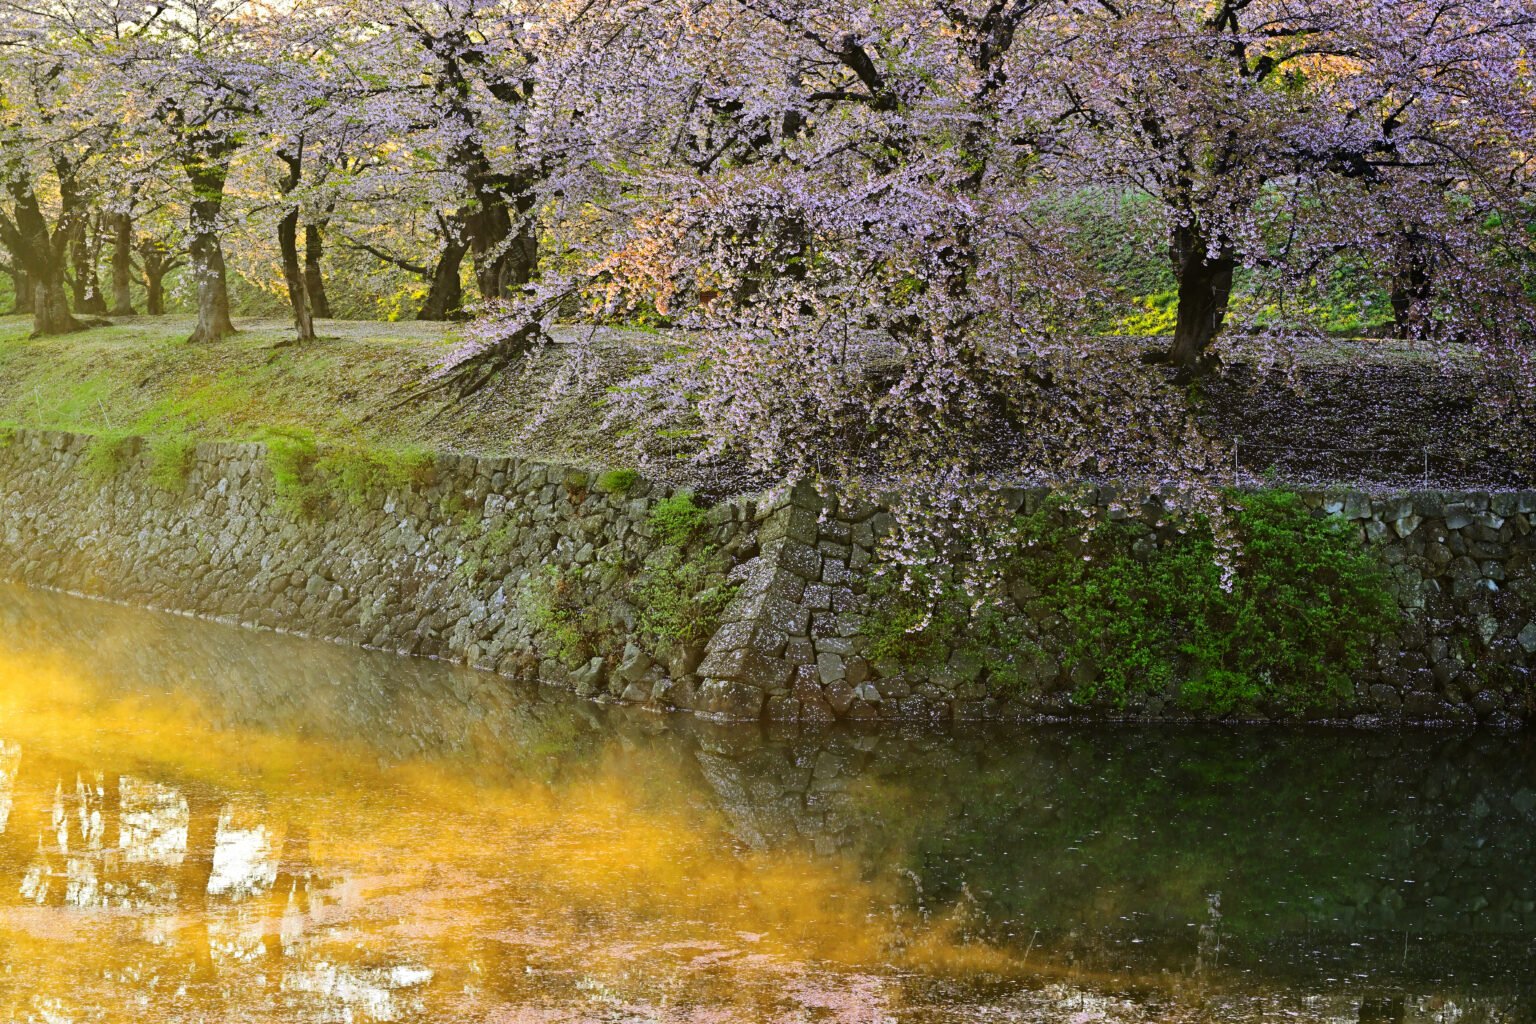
[1162,223,1233,380]
[2,174,85,336]
[466,189,538,303]
[420,220,469,320]
[32,274,81,334]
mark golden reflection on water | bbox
[0,642,1023,1023]
[0,588,1530,1023]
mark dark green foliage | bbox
[862,566,1034,680]
[866,490,1399,713]
[631,548,738,653]
[648,491,707,546]
[1035,491,1398,712]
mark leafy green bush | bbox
[520,565,606,665]
[146,433,198,491]
[648,491,707,547]
[631,548,738,654]
[1020,491,1398,712]
[862,565,1033,678]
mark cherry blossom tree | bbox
[1047,0,1536,377]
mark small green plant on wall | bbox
[80,432,136,483]
[520,565,605,665]
[146,433,198,491]
[647,491,708,546]
[630,490,737,658]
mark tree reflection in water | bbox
[0,583,1530,1023]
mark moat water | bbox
[0,583,1531,1023]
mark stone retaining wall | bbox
[1,428,1532,725]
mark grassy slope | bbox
[0,313,1505,492]
[0,314,708,482]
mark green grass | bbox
[0,313,659,495]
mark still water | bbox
[0,583,1531,1023]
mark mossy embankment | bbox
[0,314,723,487]
[2,313,1525,494]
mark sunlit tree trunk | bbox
[183,153,237,344]
[110,212,136,315]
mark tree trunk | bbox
[70,213,109,315]
[32,273,81,335]
[186,217,236,343]
[304,223,331,319]
[138,238,176,316]
[1390,231,1434,341]
[145,268,167,315]
[1162,223,1234,380]
[183,167,236,343]
[275,146,317,342]
[180,136,238,344]
[110,212,136,315]
[419,234,469,321]
[278,209,316,342]
[467,196,538,303]
[3,176,84,336]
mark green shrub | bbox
[261,427,324,516]
[1023,491,1397,712]
[630,548,738,655]
[80,432,136,483]
[862,565,1037,681]
[520,565,603,665]
[594,468,640,495]
[316,444,436,505]
[648,491,708,547]
[146,433,198,491]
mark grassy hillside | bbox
[0,313,1519,493]
[0,314,714,484]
